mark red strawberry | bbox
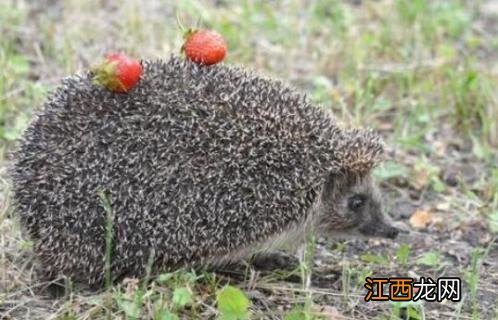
[183,29,227,65]
[92,53,143,93]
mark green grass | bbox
[1,0,498,319]
[0,4,45,145]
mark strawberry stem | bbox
[175,11,186,33]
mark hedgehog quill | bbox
[11,56,399,286]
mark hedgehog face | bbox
[316,173,399,239]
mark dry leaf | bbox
[436,202,450,211]
[122,277,140,295]
[379,122,394,130]
[412,169,430,190]
[409,209,433,228]
[433,141,447,157]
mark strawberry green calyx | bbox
[91,60,125,92]
[91,53,143,93]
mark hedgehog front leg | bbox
[249,250,300,271]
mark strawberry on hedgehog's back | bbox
[11,56,348,285]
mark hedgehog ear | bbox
[338,128,385,175]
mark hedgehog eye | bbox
[348,194,366,212]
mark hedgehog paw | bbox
[37,278,66,298]
[250,251,299,271]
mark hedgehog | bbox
[10,56,399,286]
